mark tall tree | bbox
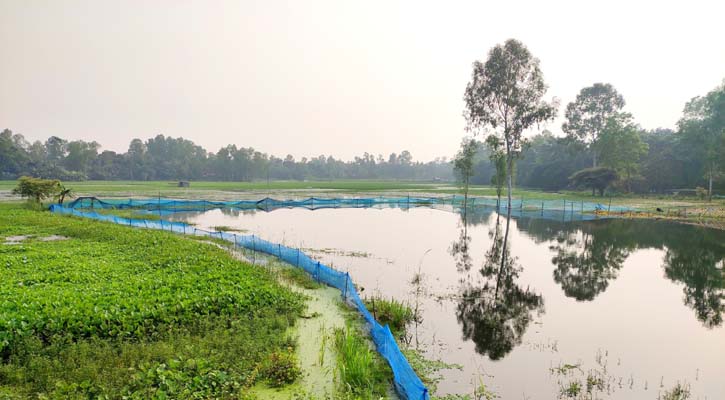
[562,83,625,168]
[453,137,478,211]
[127,139,148,180]
[597,114,649,192]
[677,82,725,201]
[463,38,557,265]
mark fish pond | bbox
[167,204,725,399]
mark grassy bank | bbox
[0,179,438,197]
[0,203,305,399]
[2,179,723,229]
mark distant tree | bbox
[64,140,100,173]
[484,134,507,204]
[563,83,626,168]
[399,150,413,165]
[677,82,724,201]
[453,137,478,210]
[45,136,68,165]
[463,38,557,220]
[568,167,618,196]
[0,129,30,178]
[127,138,148,180]
[639,129,689,193]
[12,176,61,205]
[597,115,649,192]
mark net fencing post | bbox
[343,272,350,300]
[296,248,300,267]
[252,235,256,264]
[278,243,282,258]
[316,261,320,282]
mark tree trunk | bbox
[708,170,713,203]
[500,154,513,273]
[592,152,597,168]
[463,177,469,220]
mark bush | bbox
[11,176,60,204]
[262,348,302,387]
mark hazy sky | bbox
[1,0,723,161]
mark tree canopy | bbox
[563,83,625,167]
[568,167,618,196]
[677,82,725,200]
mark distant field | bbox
[0,179,442,195]
[1,179,723,211]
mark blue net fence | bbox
[50,195,630,399]
[65,195,631,222]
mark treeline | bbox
[0,133,453,182]
[469,82,725,195]
[2,80,722,193]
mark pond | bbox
[168,205,725,399]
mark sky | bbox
[1,0,723,162]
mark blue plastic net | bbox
[65,195,630,222]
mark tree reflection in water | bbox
[453,213,544,360]
[549,229,629,301]
[517,217,725,328]
[664,244,725,328]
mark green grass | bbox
[0,179,441,196]
[364,296,415,339]
[2,179,722,208]
[277,265,324,290]
[0,203,304,399]
[332,325,392,399]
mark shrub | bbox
[11,176,60,204]
[263,348,302,387]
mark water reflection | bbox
[455,207,725,329]
[454,212,544,360]
[663,237,725,328]
[516,217,725,327]
[549,229,629,301]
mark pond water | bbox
[168,205,725,399]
